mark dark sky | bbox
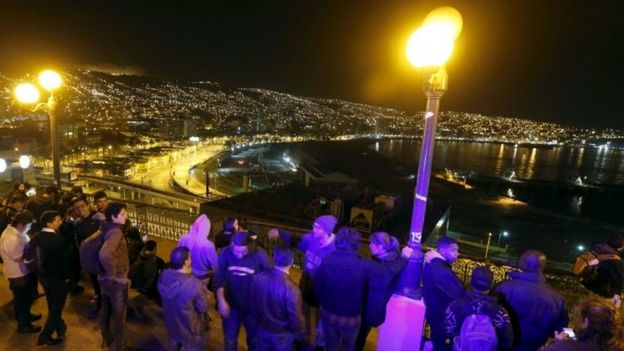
[1,0,623,129]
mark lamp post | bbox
[379,8,462,351]
[15,70,63,188]
[498,230,509,245]
[395,6,463,298]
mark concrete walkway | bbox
[0,237,379,350]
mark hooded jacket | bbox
[363,250,407,327]
[497,271,568,351]
[158,269,210,347]
[98,222,129,284]
[422,250,467,339]
[178,215,218,279]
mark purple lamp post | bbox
[395,6,463,299]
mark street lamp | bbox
[498,230,509,245]
[485,232,493,259]
[15,70,63,187]
[395,6,463,298]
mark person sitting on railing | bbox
[582,232,624,309]
[540,297,624,351]
[423,235,467,351]
[497,250,568,351]
[178,214,218,286]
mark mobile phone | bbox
[563,327,576,340]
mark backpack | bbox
[23,240,44,275]
[573,250,621,286]
[453,314,497,351]
[79,230,105,275]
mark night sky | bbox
[1,0,623,129]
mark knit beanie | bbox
[470,266,493,292]
[313,215,338,234]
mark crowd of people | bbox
[0,182,623,351]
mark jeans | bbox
[222,308,257,351]
[321,311,361,351]
[354,323,372,351]
[8,273,37,328]
[99,279,128,351]
[257,328,295,351]
[39,278,68,340]
[90,273,102,311]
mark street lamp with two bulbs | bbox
[15,70,63,187]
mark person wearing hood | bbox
[178,214,218,284]
[423,235,467,351]
[158,246,210,351]
[355,232,408,351]
[98,201,131,351]
[497,250,568,351]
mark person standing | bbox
[158,246,211,351]
[497,250,568,351]
[355,232,408,351]
[423,236,467,351]
[214,232,272,351]
[98,202,131,351]
[0,210,41,334]
[250,246,305,351]
[214,216,240,251]
[30,210,70,346]
[178,214,218,284]
[315,226,372,351]
[444,266,513,350]
[298,215,338,345]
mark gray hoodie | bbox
[158,269,210,348]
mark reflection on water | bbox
[375,139,624,185]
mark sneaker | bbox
[30,313,42,322]
[37,337,63,346]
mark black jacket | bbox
[497,271,568,351]
[423,254,467,337]
[444,290,514,351]
[250,268,305,334]
[30,230,71,281]
[158,269,210,347]
[586,243,624,298]
[363,251,407,327]
[315,250,373,317]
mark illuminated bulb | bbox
[15,83,40,104]
[0,159,6,173]
[39,70,62,91]
[19,155,31,169]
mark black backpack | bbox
[79,230,105,275]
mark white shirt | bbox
[0,225,30,279]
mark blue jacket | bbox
[497,271,568,351]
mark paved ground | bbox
[0,237,379,351]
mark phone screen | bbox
[563,327,576,340]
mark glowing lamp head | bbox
[406,6,463,68]
[0,159,6,173]
[15,83,40,104]
[39,70,62,91]
[19,155,31,169]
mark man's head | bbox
[312,215,337,241]
[94,191,109,211]
[170,246,191,271]
[143,240,157,255]
[41,210,62,232]
[335,226,361,252]
[71,186,83,196]
[8,193,27,211]
[105,201,128,225]
[231,232,252,259]
[273,246,295,269]
[42,186,58,198]
[72,196,91,218]
[518,249,547,274]
[267,228,280,241]
[437,236,460,263]
[470,266,494,293]
[11,210,34,233]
